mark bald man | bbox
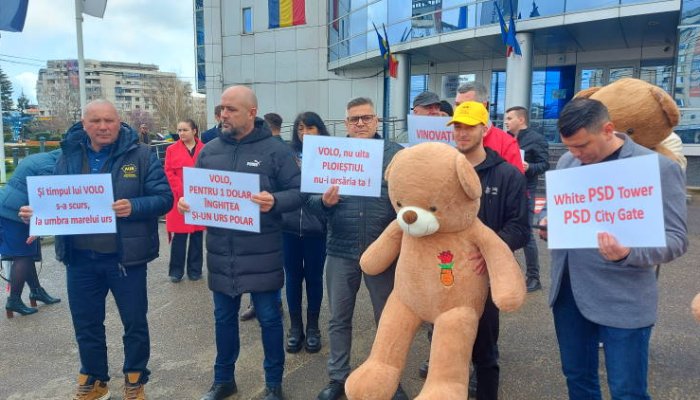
[178,86,303,400]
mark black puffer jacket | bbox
[196,118,302,297]
[475,148,529,251]
[514,127,549,191]
[54,122,173,266]
[282,148,326,237]
[309,135,403,260]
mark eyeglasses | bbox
[346,114,376,125]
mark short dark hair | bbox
[180,118,199,137]
[214,105,222,116]
[264,113,283,130]
[439,100,454,116]
[506,106,529,124]
[456,81,489,102]
[558,98,610,138]
[292,112,329,152]
[346,97,374,110]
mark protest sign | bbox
[27,174,116,236]
[183,167,260,232]
[545,154,664,249]
[407,115,454,146]
[301,135,384,197]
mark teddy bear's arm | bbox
[360,220,403,275]
[470,222,526,312]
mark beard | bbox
[221,125,245,139]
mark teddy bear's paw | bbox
[415,381,468,400]
[345,361,400,400]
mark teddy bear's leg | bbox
[345,293,422,400]
[415,307,479,400]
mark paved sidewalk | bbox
[1,202,698,399]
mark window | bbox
[243,7,253,34]
[410,75,429,106]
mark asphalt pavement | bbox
[1,200,698,400]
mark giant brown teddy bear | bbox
[344,142,526,400]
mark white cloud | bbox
[14,72,38,103]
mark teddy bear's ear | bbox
[650,86,680,128]
[455,152,481,200]
[574,87,601,99]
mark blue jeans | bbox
[553,270,652,400]
[66,252,150,383]
[213,290,284,387]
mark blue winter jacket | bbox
[54,122,173,266]
[0,149,62,222]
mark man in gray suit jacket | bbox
[538,98,687,400]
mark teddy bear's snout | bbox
[402,210,418,224]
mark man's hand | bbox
[18,205,33,224]
[112,199,132,218]
[597,232,631,262]
[26,236,37,245]
[469,251,487,276]
[538,217,547,241]
[322,185,340,207]
[252,191,275,213]
[523,161,530,171]
[177,197,190,214]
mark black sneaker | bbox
[526,277,542,292]
[239,304,256,321]
[200,381,237,400]
[263,386,284,400]
[317,380,345,400]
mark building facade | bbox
[197,0,699,181]
[36,59,178,117]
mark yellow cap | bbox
[447,101,489,126]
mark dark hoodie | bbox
[195,118,303,297]
[54,121,173,266]
[474,147,529,251]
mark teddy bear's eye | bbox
[429,206,437,212]
[397,201,403,208]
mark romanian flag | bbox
[494,1,521,57]
[268,0,306,29]
[373,23,399,78]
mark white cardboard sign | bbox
[27,174,116,236]
[183,167,260,233]
[407,115,454,146]
[300,135,384,197]
[545,154,664,249]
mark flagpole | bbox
[0,95,6,183]
[75,0,87,112]
[382,69,390,140]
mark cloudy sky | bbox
[0,0,196,104]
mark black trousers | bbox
[472,293,500,400]
[168,231,203,279]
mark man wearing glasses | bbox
[313,97,407,400]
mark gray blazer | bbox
[545,133,687,329]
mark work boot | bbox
[286,314,304,353]
[239,303,256,321]
[123,372,145,400]
[305,327,322,353]
[5,296,38,318]
[526,277,542,292]
[200,381,237,400]
[317,380,345,400]
[72,373,110,400]
[29,286,61,305]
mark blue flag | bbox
[506,14,522,56]
[0,0,29,32]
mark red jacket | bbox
[164,139,205,233]
[484,125,524,174]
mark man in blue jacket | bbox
[178,86,302,400]
[20,99,172,400]
[539,98,688,399]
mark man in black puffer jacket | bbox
[179,86,302,400]
[312,97,407,400]
[20,99,173,399]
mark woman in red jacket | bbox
[164,119,206,282]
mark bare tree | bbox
[146,76,194,133]
[126,108,156,131]
[37,80,81,135]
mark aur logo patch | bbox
[121,163,138,178]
